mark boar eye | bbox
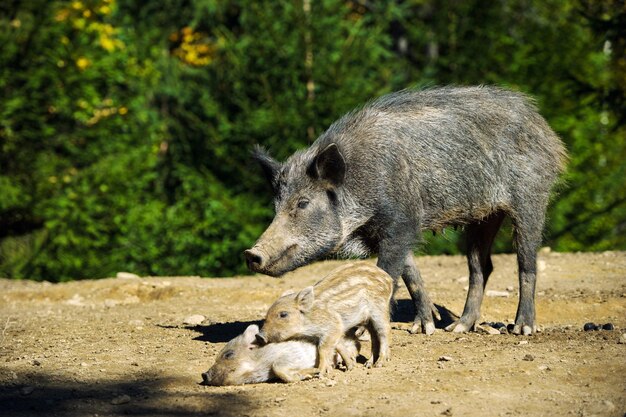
[279,311,289,318]
[223,350,234,359]
[297,199,309,209]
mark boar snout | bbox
[244,249,266,272]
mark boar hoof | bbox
[410,320,436,335]
[512,323,536,335]
[444,320,475,333]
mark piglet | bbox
[258,262,393,374]
[201,324,359,385]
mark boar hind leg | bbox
[511,210,544,335]
[400,254,439,335]
[446,212,505,333]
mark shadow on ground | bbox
[392,299,459,329]
[0,370,253,417]
[188,320,263,343]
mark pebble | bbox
[111,394,131,405]
[601,323,614,331]
[274,397,286,403]
[32,359,41,366]
[485,290,510,298]
[518,341,529,345]
[476,324,500,335]
[325,379,337,387]
[183,315,206,326]
[583,322,597,331]
[20,386,35,396]
[116,272,140,279]
[438,356,453,362]
[522,354,534,361]
[618,334,626,344]
[506,324,515,333]
[538,365,550,371]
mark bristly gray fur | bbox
[246,85,567,336]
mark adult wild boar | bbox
[244,86,567,336]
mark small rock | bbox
[111,395,131,405]
[66,294,85,306]
[583,322,598,332]
[274,397,286,403]
[438,356,453,362]
[522,354,534,361]
[80,362,89,367]
[441,408,453,416]
[183,315,206,326]
[617,333,626,344]
[506,286,514,292]
[601,400,616,412]
[325,379,337,387]
[431,400,442,404]
[116,272,140,279]
[476,324,500,335]
[20,386,35,396]
[104,299,118,308]
[506,323,515,333]
[518,340,529,345]
[32,359,41,366]
[485,290,509,298]
[601,323,614,331]
[538,365,550,371]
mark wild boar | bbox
[245,86,567,336]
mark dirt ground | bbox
[1,251,625,417]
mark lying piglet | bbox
[201,324,359,385]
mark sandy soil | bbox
[1,251,625,417]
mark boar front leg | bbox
[377,229,438,335]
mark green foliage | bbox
[0,0,624,281]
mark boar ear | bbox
[242,324,260,345]
[308,143,345,185]
[296,286,314,312]
[252,145,281,192]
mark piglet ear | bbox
[242,324,260,345]
[252,145,282,193]
[308,143,345,186]
[296,286,315,312]
[280,289,296,297]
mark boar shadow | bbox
[186,320,264,343]
[392,299,457,329]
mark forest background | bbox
[1,0,624,281]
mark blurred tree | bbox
[0,0,624,281]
